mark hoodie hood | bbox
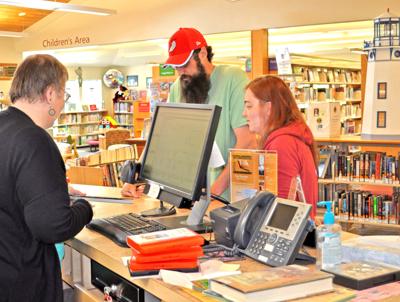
[264,122,314,149]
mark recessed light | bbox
[18,11,26,16]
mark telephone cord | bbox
[202,243,244,257]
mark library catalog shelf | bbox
[315,136,400,147]
[60,110,107,115]
[341,116,362,121]
[296,81,361,86]
[54,121,99,127]
[319,178,400,188]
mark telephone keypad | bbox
[246,231,295,266]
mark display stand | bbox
[155,164,212,233]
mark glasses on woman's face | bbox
[64,91,71,103]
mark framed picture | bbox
[82,104,89,111]
[127,75,138,87]
[377,111,386,128]
[377,82,387,99]
[146,77,153,89]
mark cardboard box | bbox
[307,101,341,138]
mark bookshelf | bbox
[133,100,150,137]
[316,137,400,232]
[281,64,363,135]
[319,178,400,188]
[68,145,137,187]
[112,100,134,133]
[52,110,107,147]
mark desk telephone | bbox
[210,191,313,266]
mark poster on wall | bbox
[146,77,153,89]
[127,75,139,87]
[65,80,80,111]
[275,47,292,75]
[82,80,103,110]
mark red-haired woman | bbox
[243,75,318,219]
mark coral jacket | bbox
[264,122,318,219]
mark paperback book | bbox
[209,265,333,302]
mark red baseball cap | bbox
[164,28,208,67]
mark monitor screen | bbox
[267,203,297,231]
[140,103,221,207]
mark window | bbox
[377,111,387,128]
[377,82,387,99]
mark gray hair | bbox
[9,54,68,103]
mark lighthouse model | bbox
[362,9,400,139]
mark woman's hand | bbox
[68,185,86,197]
[121,183,145,198]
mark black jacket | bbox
[0,107,93,302]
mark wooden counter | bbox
[66,184,246,301]
[66,185,358,302]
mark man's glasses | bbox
[64,91,71,103]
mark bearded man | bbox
[165,28,256,200]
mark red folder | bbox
[131,245,203,263]
[129,258,198,272]
[126,228,204,254]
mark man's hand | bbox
[121,183,145,198]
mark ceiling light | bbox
[18,11,26,17]
[0,0,116,16]
[0,30,26,38]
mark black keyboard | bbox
[86,213,166,247]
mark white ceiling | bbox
[23,20,373,69]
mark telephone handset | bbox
[233,191,275,249]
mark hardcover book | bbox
[126,228,204,254]
[130,245,203,263]
[322,261,400,290]
[129,259,199,277]
[209,265,333,302]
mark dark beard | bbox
[180,60,211,104]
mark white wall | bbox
[119,65,153,91]
[64,64,152,113]
[14,0,400,53]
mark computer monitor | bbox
[139,103,221,216]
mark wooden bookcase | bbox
[52,110,107,147]
[281,64,363,135]
[316,136,400,234]
[112,100,134,133]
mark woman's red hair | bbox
[246,75,318,165]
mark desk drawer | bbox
[91,260,144,302]
[74,284,103,302]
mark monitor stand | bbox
[154,195,212,233]
[141,201,176,217]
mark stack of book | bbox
[209,265,334,302]
[126,228,204,276]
